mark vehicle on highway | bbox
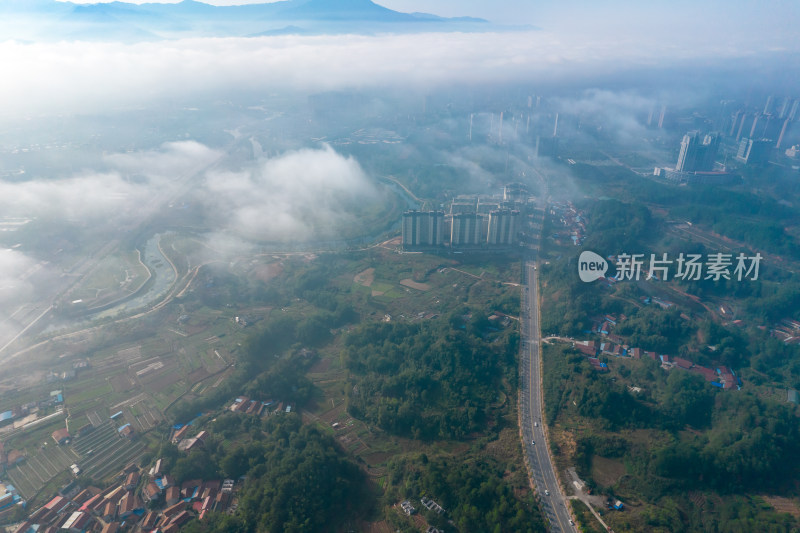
[531,440,535,445]
[534,421,538,427]
[545,490,549,496]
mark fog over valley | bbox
[0,2,799,532]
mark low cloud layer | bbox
[1,140,373,245]
[0,28,795,120]
[204,145,378,242]
[0,141,221,224]
[0,249,36,307]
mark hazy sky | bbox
[57,0,536,24]
[55,0,800,32]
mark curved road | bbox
[520,260,575,532]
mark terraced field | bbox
[6,441,79,498]
[71,423,146,481]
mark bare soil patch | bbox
[252,262,283,283]
[591,456,626,487]
[309,357,333,374]
[354,267,375,287]
[763,495,800,518]
[188,367,210,384]
[110,374,137,393]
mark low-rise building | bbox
[100,522,119,533]
[171,425,191,444]
[124,472,140,491]
[61,510,92,532]
[142,482,161,503]
[52,428,71,445]
[165,486,181,506]
[400,500,415,516]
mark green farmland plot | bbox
[5,441,79,499]
[71,423,145,482]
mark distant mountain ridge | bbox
[0,0,504,42]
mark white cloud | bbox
[0,140,368,246]
[0,249,36,307]
[104,140,220,178]
[204,145,378,242]
[0,142,221,223]
[0,29,792,119]
[0,172,143,222]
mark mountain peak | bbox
[276,0,417,21]
[4,0,501,42]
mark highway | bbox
[520,259,576,532]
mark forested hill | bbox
[343,317,519,440]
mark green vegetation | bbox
[173,415,372,533]
[538,195,800,531]
[342,316,517,440]
[386,455,545,533]
[158,248,542,532]
[581,199,653,255]
[570,163,800,259]
[571,500,605,533]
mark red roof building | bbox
[608,334,625,345]
[101,501,116,522]
[575,341,597,356]
[163,501,186,520]
[139,510,159,530]
[79,494,103,513]
[168,510,193,527]
[100,523,119,533]
[171,425,191,444]
[142,482,161,503]
[71,489,92,506]
[689,366,718,382]
[44,495,69,514]
[51,428,71,445]
[166,486,181,506]
[104,486,126,505]
[124,472,140,491]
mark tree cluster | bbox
[178,415,371,533]
[343,318,515,440]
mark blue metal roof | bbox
[0,411,13,422]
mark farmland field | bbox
[71,423,146,481]
[6,440,79,499]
